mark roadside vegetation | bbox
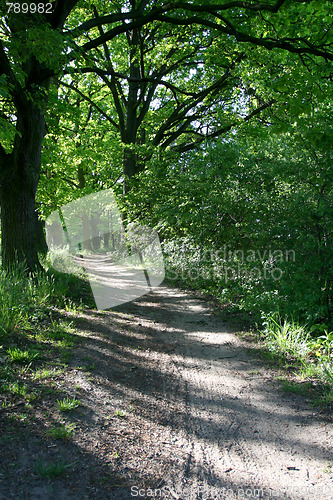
[0,266,93,447]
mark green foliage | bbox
[46,422,75,440]
[57,396,81,412]
[260,315,310,357]
[32,367,64,380]
[0,266,53,337]
[1,380,28,397]
[255,313,333,403]
[131,94,333,327]
[279,379,313,396]
[44,320,75,341]
[308,330,333,358]
[0,0,332,406]
[321,362,333,386]
[35,460,70,479]
[0,261,96,345]
[7,347,39,365]
[125,87,333,396]
[45,267,95,310]
[114,409,126,418]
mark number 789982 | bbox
[6,3,54,14]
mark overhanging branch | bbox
[172,99,276,153]
[70,0,288,37]
[153,14,333,62]
[59,80,119,131]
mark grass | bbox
[0,266,57,337]
[9,412,31,423]
[261,315,310,357]
[254,314,333,409]
[46,320,76,340]
[47,266,95,309]
[279,379,313,395]
[321,361,333,389]
[57,396,81,412]
[46,422,75,440]
[1,380,28,397]
[0,264,93,341]
[35,460,71,479]
[0,265,94,490]
[32,367,64,380]
[114,409,126,418]
[7,347,39,364]
[312,387,333,410]
[60,350,73,364]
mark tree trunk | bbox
[1,180,41,270]
[0,99,46,271]
[123,147,137,194]
[122,27,141,195]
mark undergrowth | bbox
[163,239,333,409]
[0,264,93,441]
[0,264,94,339]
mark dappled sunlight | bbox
[1,285,332,499]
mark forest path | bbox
[1,285,332,500]
[121,285,332,500]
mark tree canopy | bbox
[0,0,332,326]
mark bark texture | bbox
[0,99,46,271]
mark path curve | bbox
[1,285,332,500]
[123,285,333,499]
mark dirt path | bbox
[1,285,332,499]
[140,286,333,499]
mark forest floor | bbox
[0,284,332,499]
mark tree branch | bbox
[170,0,288,14]
[0,39,26,109]
[59,80,119,131]
[70,0,288,38]
[153,14,333,62]
[51,0,81,29]
[173,99,276,153]
[152,63,236,147]
[92,6,126,135]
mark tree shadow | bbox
[1,285,332,499]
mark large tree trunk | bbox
[123,147,137,194]
[0,99,46,271]
[122,27,141,195]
